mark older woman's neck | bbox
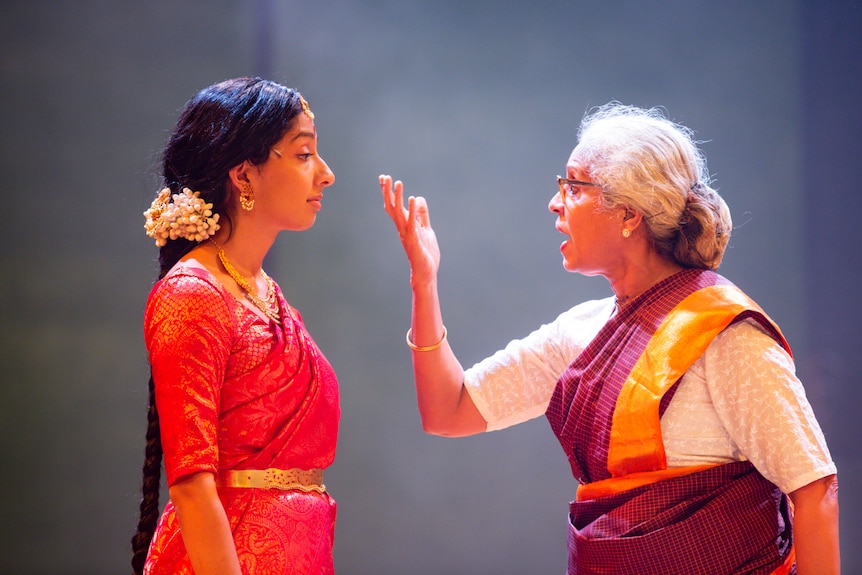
[610,254,685,304]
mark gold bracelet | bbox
[406,325,448,352]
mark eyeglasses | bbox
[556,176,601,202]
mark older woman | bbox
[380,103,838,574]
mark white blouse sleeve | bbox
[464,297,615,431]
[699,319,837,494]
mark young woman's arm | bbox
[169,472,242,575]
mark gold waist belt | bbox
[220,468,325,493]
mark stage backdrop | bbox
[0,1,858,573]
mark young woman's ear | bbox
[227,161,252,192]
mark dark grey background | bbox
[1,1,859,573]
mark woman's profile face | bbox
[549,156,623,277]
[246,112,335,233]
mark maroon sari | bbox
[546,269,794,575]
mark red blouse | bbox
[143,266,340,574]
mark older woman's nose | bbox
[549,191,564,214]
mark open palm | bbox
[380,174,441,286]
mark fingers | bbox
[379,173,392,200]
[380,173,405,208]
[380,174,431,233]
[380,174,412,243]
[380,173,410,222]
[379,173,395,211]
[414,195,431,228]
[380,174,402,223]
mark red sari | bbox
[547,269,794,575]
[143,266,340,575]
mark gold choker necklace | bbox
[211,240,281,323]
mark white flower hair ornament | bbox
[143,187,221,246]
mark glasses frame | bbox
[556,176,601,202]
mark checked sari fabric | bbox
[547,269,794,575]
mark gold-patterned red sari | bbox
[143,266,340,575]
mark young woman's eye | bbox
[297,153,313,160]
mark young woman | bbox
[132,77,340,575]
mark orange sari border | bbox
[607,284,788,478]
[575,464,718,501]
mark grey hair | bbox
[574,102,732,269]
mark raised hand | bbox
[379,174,486,436]
[380,174,441,286]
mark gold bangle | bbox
[406,325,447,352]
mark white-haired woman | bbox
[380,103,838,574]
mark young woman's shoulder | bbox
[144,265,234,333]
[149,264,227,301]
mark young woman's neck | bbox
[210,225,276,277]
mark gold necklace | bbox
[211,240,281,323]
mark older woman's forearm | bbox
[410,280,487,437]
[790,474,840,575]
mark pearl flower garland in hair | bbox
[143,187,221,246]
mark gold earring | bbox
[240,182,255,211]
[622,228,631,238]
